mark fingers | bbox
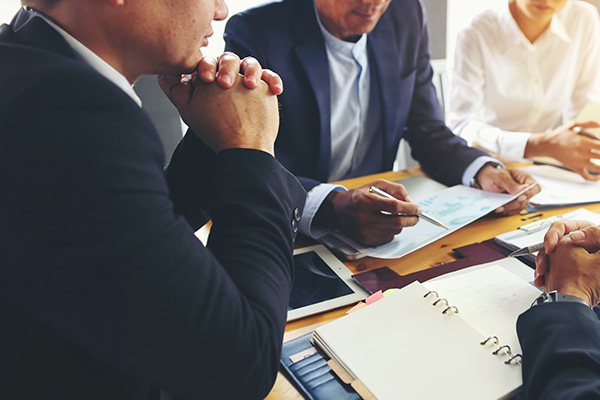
[367,180,423,216]
[569,225,600,252]
[573,120,600,130]
[371,179,412,202]
[490,169,539,214]
[215,52,242,88]
[534,250,548,288]
[195,53,284,95]
[327,181,427,246]
[157,74,193,115]
[196,56,219,82]
[477,165,528,196]
[540,236,599,306]
[240,56,262,88]
[260,69,284,95]
[575,167,600,181]
[543,220,595,254]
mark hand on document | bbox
[475,166,540,215]
[534,220,600,307]
[525,121,600,181]
[314,179,423,246]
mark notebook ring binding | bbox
[423,290,439,299]
[504,354,523,365]
[480,336,500,346]
[433,298,449,306]
[492,344,512,356]
[442,305,459,314]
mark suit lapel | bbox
[368,12,403,168]
[292,0,331,182]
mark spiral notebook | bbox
[311,264,541,400]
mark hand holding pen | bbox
[313,180,425,246]
[369,186,450,230]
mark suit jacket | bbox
[224,0,488,190]
[0,8,305,400]
[517,303,600,399]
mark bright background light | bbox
[3,0,598,61]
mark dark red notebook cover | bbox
[352,239,534,294]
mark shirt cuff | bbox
[299,183,347,239]
[457,121,530,162]
[461,156,505,187]
[498,131,531,162]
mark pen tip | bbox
[441,223,450,230]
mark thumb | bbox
[157,75,193,113]
[495,172,527,195]
[569,226,600,251]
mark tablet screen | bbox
[289,251,354,310]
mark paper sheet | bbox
[328,184,533,259]
[521,165,600,207]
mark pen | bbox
[508,223,600,257]
[507,242,545,258]
[572,125,598,139]
[369,186,450,230]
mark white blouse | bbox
[448,1,600,161]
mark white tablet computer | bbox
[287,245,369,322]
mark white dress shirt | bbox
[448,0,600,162]
[33,9,142,108]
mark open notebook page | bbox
[313,266,541,400]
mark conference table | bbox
[264,166,600,400]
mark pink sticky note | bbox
[365,290,384,305]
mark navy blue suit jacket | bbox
[224,0,488,190]
[517,303,600,399]
[0,8,305,400]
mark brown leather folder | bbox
[352,239,534,294]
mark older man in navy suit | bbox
[0,0,305,399]
[225,0,540,245]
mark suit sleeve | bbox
[1,66,306,400]
[517,303,600,399]
[165,130,217,230]
[400,5,488,186]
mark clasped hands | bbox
[534,220,600,308]
[157,52,283,156]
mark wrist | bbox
[531,290,591,308]
[524,133,543,159]
[314,190,341,229]
[471,161,504,189]
[525,131,558,159]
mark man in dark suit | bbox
[517,220,600,398]
[0,1,305,399]
[225,0,540,245]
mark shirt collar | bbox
[315,3,368,59]
[500,2,571,53]
[32,10,142,107]
[547,9,571,44]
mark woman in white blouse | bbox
[448,0,600,180]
